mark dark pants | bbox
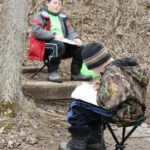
[45,40,83,75]
[67,99,113,128]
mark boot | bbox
[71,63,92,81]
[59,126,89,150]
[71,73,92,81]
[86,123,106,150]
[48,70,62,83]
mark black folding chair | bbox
[101,116,145,150]
[31,43,58,78]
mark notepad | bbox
[57,38,77,45]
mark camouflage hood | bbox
[111,58,149,88]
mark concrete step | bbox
[22,79,83,100]
[22,66,91,100]
[22,66,47,74]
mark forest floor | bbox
[0,96,150,150]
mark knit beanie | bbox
[82,42,112,69]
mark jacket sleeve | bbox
[65,19,79,40]
[32,12,55,40]
[97,66,131,110]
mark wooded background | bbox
[28,0,150,62]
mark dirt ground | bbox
[0,97,150,150]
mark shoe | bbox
[48,70,62,83]
[71,73,92,81]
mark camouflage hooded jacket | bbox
[97,58,149,126]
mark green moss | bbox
[0,101,16,118]
[31,0,37,7]
[5,122,15,129]
[0,121,15,130]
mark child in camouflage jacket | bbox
[59,42,149,150]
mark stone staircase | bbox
[21,66,85,100]
[21,65,150,102]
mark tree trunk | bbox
[0,0,30,116]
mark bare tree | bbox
[0,0,61,125]
[0,0,30,117]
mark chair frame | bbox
[31,43,58,78]
[102,116,145,150]
[31,59,48,78]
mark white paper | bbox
[57,38,77,45]
[71,83,98,106]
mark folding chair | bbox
[100,115,145,150]
[31,43,58,78]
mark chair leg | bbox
[106,123,120,145]
[106,123,140,150]
[106,123,125,150]
[31,64,46,78]
[31,60,48,78]
[115,144,125,150]
[120,126,138,146]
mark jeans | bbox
[67,99,113,127]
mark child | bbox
[59,42,148,150]
[27,0,92,82]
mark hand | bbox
[73,38,83,46]
[55,35,64,40]
[92,80,100,91]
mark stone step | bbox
[22,66,47,74]
[22,66,91,100]
[22,79,84,100]
[22,66,150,102]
